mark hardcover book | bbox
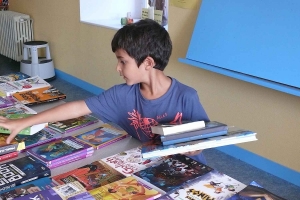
[52,160,126,191]
[151,120,205,135]
[73,123,128,150]
[167,170,246,200]
[142,128,258,159]
[0,151,18,162]
[89,176,161,200]
[26,136,94,166]
[0,76,51,97]
[12,86,67,106]
[101,146,165,177]
[133,154,214,195]
[0,72,30,83]
[0,103,37,115]
[48,115,100,134]
[0,133,25,155]
[160,121,228,144]
[0,113,48,135]
[0,177,57,199]
[15,127,62,151]
[0,155,51,193]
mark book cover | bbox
[13,188,63,200]
[167,170,246,199]
[0,155,51,193]
[12,86,67,106]
[0,151,18,162]
[0,72,30,83]
[227,184,287,200]
[133,154,214,195]
[151,120,205,136]
[101,146,165,177]
[0,133,25,155]
[0,177,57,199]
[67,192,95,200]
[73,123,128,150]
[0,103,37,115]
[0,113,48,135]
[48,151,94,169]
[48,115,100,134]
[0,96,15,108]
[52,160,126,191]
[141,128,257,159]
[160,121,228,142]
[89,176,161,200]
[26,136,94,165]
[0,76,51,96]
[15,127,62,151]
[51,181,87,200]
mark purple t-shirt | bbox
[85,78,209,163]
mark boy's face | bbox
[115,49,145,85]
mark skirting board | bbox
[55,69,300,187]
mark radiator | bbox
[0,11,34,61]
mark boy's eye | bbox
[120,61,126,65]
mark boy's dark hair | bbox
[111,19,172,71]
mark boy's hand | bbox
[182,150,203,156]
[0,116,24,144]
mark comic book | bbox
[101,146,165,177]
[0,133,25,156]
[52,160,126,191]
[73,123,128,150]
[133,154,214,195]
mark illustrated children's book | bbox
[133,154,214,195]
[167,170,246,200]
[0,114,48,135]
[0,151,18,162]
[0,75,51,97]
[73,123,128,150]
[89,176,162,200]
[0,103,37,115]
[48,115,100,134]
[15,127,62,151]
[0,133,25,155]
[0,177,57,199]
[67,191,95,200]
[26,136,94,167]
[0,71,30,83]
[12,86,67,106]
[0,96,15,108]
[0,155,51,192]
[52,160,126,191]
[142,128,257,159]
[151,120,205,135]
[101,146,165,177]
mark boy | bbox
[0,19,209,163]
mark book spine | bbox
[24,95,67,106]
[64,119,99,133]
[0,144,18,155]
[96,134,128,150]
[20,138,58,152]
[0,151,18,161]
[49,152,93,169]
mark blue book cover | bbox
[13,188,62,200]
[0,72,30,83]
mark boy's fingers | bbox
[6,132,18,144]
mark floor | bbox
[1,54,299,199]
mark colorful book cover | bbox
[48,115,99,133]
[0,96,14,108]
[15,127,62,151]
[68,192,95,200]
[0,151,18,162]
[0,156,51,193]
[51,181,87,200]
[12,86,67,106]
[26,136,94,165]
[133,154,214,194]
[52,160,126,191]
[0,133,25,155]
[0,72,30,83]
[89,176,161,200]
[12,188,62,200]
[0,103,37,115]
[73,123,128,150]
[101,146,165,177]
[0,76,51,96]
[167,170,246,199]
[0,177,57,199]
[0,113,48,135]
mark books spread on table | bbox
[101,146,165,177]
[88,176,162,200]
[141,127,258,159]
[48,115,100,134]
[0,76,51,97]
[12,86,67,106]
[166,170,246,200]
[0,72,30,83]
[151,120,205,135]
[133,154,214,195]
[26,136,94,168]
[0,133,25,155]
[52,159,126,191]
[0,113,48,135]
[73,123,129,150]
[0,155,51,192]
[161,121,228,145]
[0,103,37,115]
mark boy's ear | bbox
[143,56,156,70]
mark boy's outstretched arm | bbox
[0,100,92,144]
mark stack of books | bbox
[0,133,25,161]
